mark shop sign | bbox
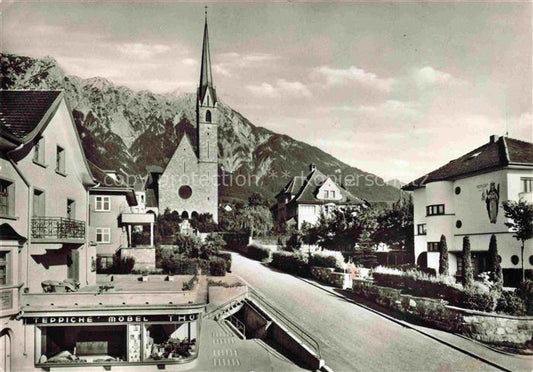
[25,313,198,325]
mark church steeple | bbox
[197,7,217,164]
[198,7,216,105]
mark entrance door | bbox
[0,329,11,372]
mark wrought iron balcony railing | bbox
[32,217,86,240]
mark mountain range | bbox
[1,53,401,205]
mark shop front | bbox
[23,311,201,369]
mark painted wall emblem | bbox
[481,182,500,224]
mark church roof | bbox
[279,166,364,206]
[403,136,533,191]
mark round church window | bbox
[529,255,533,265]
[511,255,519,265]
[455,186,461,195]
[178,185,193,199]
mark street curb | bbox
[295,276,518,372]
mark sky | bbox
[2,1,531,183]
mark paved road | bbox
[229,251,512,372]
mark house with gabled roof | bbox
[403,135,533,286]
[275,163,364,229]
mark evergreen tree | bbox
[488,234,504,288]
[502,200,533,282]
[438,234,449,275]
[462,236,474,287]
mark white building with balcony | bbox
[403,135,533,286]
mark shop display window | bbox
[37,325,127,365]
[35,319,198,366]
[144,322,198,361]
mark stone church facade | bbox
[157,16,219,222]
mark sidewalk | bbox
[297,276,533,372]
[193,318,305,371]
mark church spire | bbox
[199,6,214,91]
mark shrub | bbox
[496,290,527,316]
[271,251,309,276]
[111,254,135,274]
[309,254,339,269]
[518,279,533,316]
[208,280,244,288]
[460,283,498,312]
[217,252,232,272]
[246,244,270,261]
[208,257,227,276]
[285,230,302,251]
[174,234,203,258]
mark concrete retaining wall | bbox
[352,280,533,345]
[269,322,323,370]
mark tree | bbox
[248,192,267,207]
[438,234,449,275]
[462,236,474,287]
[502,200,533,282]
[372,200,414,253]
[189,213,218,233]
[242,205,274,239]
[488,234,503,289]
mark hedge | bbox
[271,251,309,277]
[372,267,502,313]
[246,244,270,261]
[208,257,227,276]
[217,252,232,273]
[309,254,339,269]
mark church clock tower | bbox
[197,9,217,164]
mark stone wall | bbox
[352,280,533,346]
[310,266,352,289]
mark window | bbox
[456,220,462,228]
[33,137,45,164]
[0,251,8,285]
[96,228,111,244]
[330,190,336,199]
[324,190,329,198]
[205,110,211,122]
[427,242,440,252]
[95,196,111,212]
[67,199,76,219]
[144,322,197,361]
[56,146,65,174]
[511,255,519,265]
[36,318,198,366]
[426,204,445,216]
[454,186,461,195]
[522,178,533,193]
[33,189,45,217]
[417,224,427,235]
[97,255,114,272]
[0,179,15,217]
[178,186,192,200]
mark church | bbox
[149,14,219,222]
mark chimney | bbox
[309,163,316,172]
[489,135,499,143]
